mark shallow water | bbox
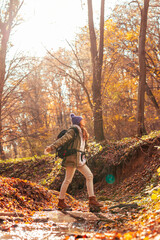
[0,222,82,240]
[0,211,96,240]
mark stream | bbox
[0,210,110,240]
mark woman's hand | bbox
[44,146,56,155]
[44,146,52,155]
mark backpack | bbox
[56,127,78,159]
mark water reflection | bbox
[0,222,84,239]
[0,211,86,240]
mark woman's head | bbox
[70,113,88,141]
[70,113,83,126]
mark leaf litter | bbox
[0,132,159,239]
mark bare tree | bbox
[137,0,150,136]
[0,0,24,159]
[87,0,105,141]
[45,1,105,141]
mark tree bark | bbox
[137,0,150,136]
[87,0,105,141]
[0,21,9,159]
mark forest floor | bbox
[0,131,159,239]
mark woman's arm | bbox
[44,129,75,154]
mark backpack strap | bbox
[67,126,78,150]
[69,126,79,136]
[67,126,85,155]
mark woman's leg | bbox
[77,164,94,197]
[59,166,76,199]
[78,164,103,210]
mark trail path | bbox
[0,199,159,239]
[0,209,117,239]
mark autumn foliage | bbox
[0,177,58,211]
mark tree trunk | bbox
[87,0,105,141]
[0,29,8,159]
[0,106,5,160]
[137,0,150,136]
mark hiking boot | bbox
[57,199,72,211]
[89,196,103,212]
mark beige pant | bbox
[59,164,94,199]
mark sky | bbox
[11,0,118,57]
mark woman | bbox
[44,113,103,211]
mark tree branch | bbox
[66,39,86,83]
